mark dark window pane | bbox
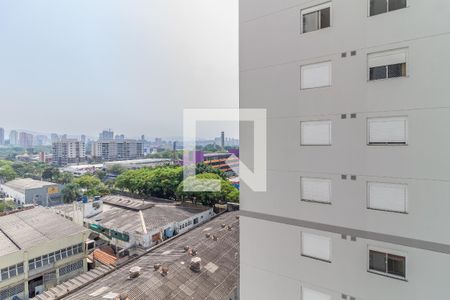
[370,66,387,80]
[388,254,406,277]
[370,0,388,16]
[303,11,319,33]
[389,0,407,11]
[9,267,16,277]
[320,8,330,29]
[369,250,387,273]
[17,264,24,274]
[388,63,406,78]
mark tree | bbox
[176,173,239,206]
[0,164,17,182]
[62,183,82,203]
[55,172,74,184]
[73,175,110,196]
[195,163,227,179]
[42,167,60,181]
[107,164,127,175]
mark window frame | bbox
[367,181,408,213]
[367,116,408,146]
[300,120,332,146]
[368,246,407,280]
[301,232,332,263]
[301,2,332,34]
[368,0,408,17]
[367,48,408,81]
[300,177,332,204]
[300,61,332,90]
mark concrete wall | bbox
[240,0,450,299]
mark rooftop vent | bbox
[161,266,169,276]
[115,293,129,300]
[221,224,226,228]
[154,263,161,271]
[212,235,218,241]
[227,225,232,231]
[128,266,141,279]
[235,215,239,219]
[205,233,211,238]
[190,257,202,273]
[190,249,197,256]
[184,246,190,252]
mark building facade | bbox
[240,1,450,299]
[91,140,143,161]
[19,132,33,149]
[0,178,61,206]
[0,128,4,145]
[9,130,18,146]
[0,207,89,299]
[52,139,86,166]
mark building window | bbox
[301,61,332,89]
[301,232,331,262]
[369,248,406,279]
[300,121,332,146]
[302,287,331,300]
[368,182,408,213]
[301,177,332,204]
[368,48,407,80]
[367,117,407,145]
[369,0,407,16]
[301,2,331,33]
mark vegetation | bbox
[0,201,15,213]
[176,173,239,206]
[107,164,127,175]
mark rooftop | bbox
[88,195,212,234]
[2,178,57,194]
[0,207,88,256]
[38,211,239,300]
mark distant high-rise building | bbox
[220,131,225,149]
[51,133,59,143]
[115,134,125,141]
[80,134,86,143]
[99,129,114,140]
[52,139,86,165]
[0,128,4,145]
[9,130,18,145]
[18,132,33,148]
[92,139,143,161]
[141,135,145,142]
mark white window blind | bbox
[368,48,407,68]
[368,182,408,212]
[301,61,332,89]
[368,117,407,144]
[301,177,331,203]
[302,287,331,300]
[301,121,332,145]
[301,232,331,261]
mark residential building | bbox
[9,130,18,146]
[19,132,33,148]
[0,207,89,299]
[31,211,239,300]
[91,140,143,161]
[50,134,59,144]
[99,129,114,140]
[195,150,239,176]
[240,1,450,299]
[52,139,86,166]
[0,128,4,145]
[0,178,61,206]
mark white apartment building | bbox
[52,139,86,166]
[91,140,143,161]
[240,1,450,299]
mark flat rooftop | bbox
[58,211,239,300]
[2,178,56,194]
[89,195,211,234]
[0,207,88,256]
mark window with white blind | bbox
[367,117,407,145]
[301,61,332,89]
[301,2,331,33]
[301,121,332,145]
[301,177,331,204]
[368,182,408,213]
[302,287,331,300]
[369,0,407,16]
[368,48,407,80]
[301,232,331,262]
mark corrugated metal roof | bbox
[60,212,239,300]
[0,207,87,256]
[2,178,56,194]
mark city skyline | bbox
[0,0,238,138]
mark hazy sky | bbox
[0,0,238,139]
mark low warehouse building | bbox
[0,207,90,299]
[0,178,61,207]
